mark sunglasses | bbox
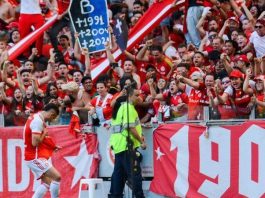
[255,25,264,29]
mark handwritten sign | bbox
[69,0,109,53]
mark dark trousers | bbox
[109,150,145,198]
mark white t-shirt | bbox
[224,85,234,96]
[249,31,265,58]
[165,46,179,60]
[20,0,41,14]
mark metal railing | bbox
[0,106,263,127]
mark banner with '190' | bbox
[150,121,265,198]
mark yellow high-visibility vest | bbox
[110,102,142,154]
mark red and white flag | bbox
[0,126,100,198]
[150,121,265,197]
[8,14,58,61]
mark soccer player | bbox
[23,103,61,198]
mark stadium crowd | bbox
[0,0,265,127]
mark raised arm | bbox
[73,32,82,60]
[253,57,262,75]
[221,53,233,74]
[105,42,123,77]
[214,87,229,105]
[177,75,200,89]
[243,68,254,95]
[28,48,38,61]
[240,42,253,54]
[241,1,255,24]
[258,11,265,20]
[0,82,12,105]
[38,62,54,85]
[136,39,152,62]
[207,88,216,107]
[146,78,157,99]
[16,69,26,96]
[2,61,16,88]
[108,26,118,51]
[198,36,209,57]
[261,56,265,75]
[105,41,115,63]
[32,77,43,96]
[124,50,136,61]
[82,48,91,76]
[196,13,208,38]
[218,20,229,38]
[229,0,243,17]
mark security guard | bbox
[109,87,146,198]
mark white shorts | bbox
[26,158,52,180]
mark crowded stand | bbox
[0,0,265,128]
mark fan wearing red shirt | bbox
[136,40,173,79]
[134,59,149,85]
[11,88,27,126]
[223,40,237,61]
[208,76,236,119]
[148,46,173,78]
[89,80,113,127]
[214,70,253,119]
[154,79,189,121]
[23,103,61,198]
[56,62,73,81]
[188,52,207,80]
[57,35,74,65]
[177,72,210,120]
[253,75,265,118]
[217,77,236,119]
[3,67,32,97]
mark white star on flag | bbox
[64,139,93,188]
[155,147,165,160]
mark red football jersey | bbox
[23,113,46,161]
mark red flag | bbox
[8,14,58,60]
[150,121,265,197]
[69,111,81,137]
